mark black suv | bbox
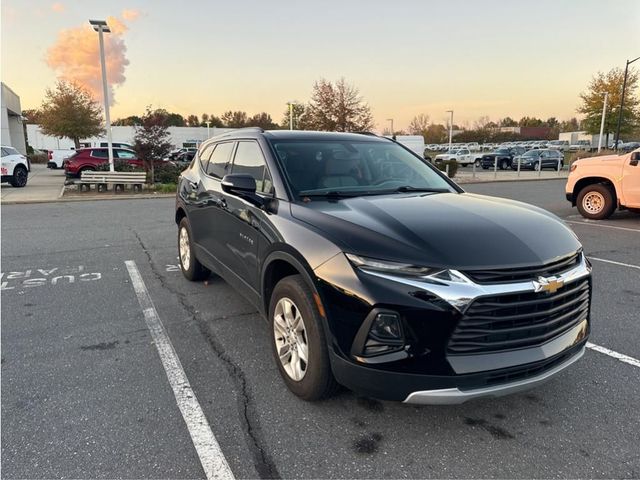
[512,149,564,171]
[175,129,591,403]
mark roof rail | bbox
[210,126,265,140]
[353,131,379,136]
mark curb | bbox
[2,193,175,205]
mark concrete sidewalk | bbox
[1,164,66,204]
[455,167,569,183]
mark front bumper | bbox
[316,252,591,403]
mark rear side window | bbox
[198,144,215,171]
[231,141,273,195]
[206,142,235,179]
[116,150,136,159]
[91,149,109,158]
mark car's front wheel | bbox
[500,159,509,170]
[576,184,616,220]
[534,161,541,171]
[270,275,338,401]
[178,217,210,281]
[10,165,28,187]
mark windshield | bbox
[270,139,455,197]
[495,149,510,154]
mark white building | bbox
[1,83,27,154]
[25,125,236,151]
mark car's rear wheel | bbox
[500,159,509,170]
[270,275,338,401]
[474,159,481,168]
[10,165,28,187]
[577,184,616,220]
[178,217,210,281]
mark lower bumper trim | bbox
[403,346,585,405]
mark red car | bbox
[64,148,144,177]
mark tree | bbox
[113,115,143,126]
[165,112,185,127]
[280,104,307,130]
[500,117,518,127]
[423,124,448,144]
[38,80,104,148]
[577,67,639,144]
[304,78,374,132]
[133,107,174,184]
[560,117,581,132]
[408,114,430,135]
[186,114,200,127]
[22,108,43,124]
[221,111,248,128]
[247,112,277,129]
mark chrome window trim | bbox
[360,253,591,313]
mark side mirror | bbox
[221,174,265,207]
[630,152,640,166]
[221,174,256,194]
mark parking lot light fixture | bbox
[446,110,454,151]
[89,19,114,172]
[614,55,640,150]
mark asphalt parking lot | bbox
[2,179,639,479]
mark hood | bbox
[291,192,581,270]
[573,153,626,168]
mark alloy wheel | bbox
[273,297,309,381]
[14,167,27,187]
[179,227,191,271]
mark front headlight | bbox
[345,253,440,277]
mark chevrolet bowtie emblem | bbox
[534,276,564,294]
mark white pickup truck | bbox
[47,148,75,169]
[434,148,484,167]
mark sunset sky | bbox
[2,0,639,131]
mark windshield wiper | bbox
[392,186,451,193]
[299,190,361,198]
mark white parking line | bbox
[125,260,234,480]
[587,342,640,369]
[588,257,640,270]
[565,220,640,233]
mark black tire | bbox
[269,275,338,401]
[178,217,210,281]
[576,184,616,220]
[9,165,28,188]
[482,166,489,170]
[500,159,509,170]
[78,166,96,175]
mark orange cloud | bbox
[121,9,141,21]
[51,2,64,12]
[46,20,130,105]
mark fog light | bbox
[370,313,402,340]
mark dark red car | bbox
[64,148,144,177]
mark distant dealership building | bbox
[498,126,551,139]
[1,83,27,154]
[25,124,235,151]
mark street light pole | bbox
[287,101,297,130]
[597,92,608,152]
[206,121,211,139]
[446,110,454,150]
[614,55,640,150]
[386,118,394,136]
[89,19,114,172]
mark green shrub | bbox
[157,183,177,193]
[28,153,48,164]
[435,159,458,178]
[154,163,183,184]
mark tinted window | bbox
[198,144,215,170]
[91,149,109,158]
[231,141,273,195]
[0,148,8,157]
[116,150,136,159]
[206,142,234,178]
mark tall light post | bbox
[89,19,114,172]
[446,110,454,151]
[597,92,608,152]
[206,121,211,139]
[287,101,298,130]
[614,55,640,150]
[386,118,394,136]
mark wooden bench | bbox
[78,171,147,193]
